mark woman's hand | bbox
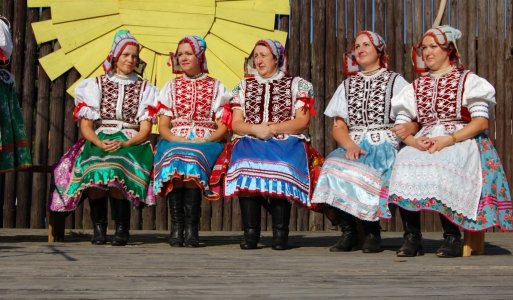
[413,136,432,151]
[427,135,453,153]
[345,145,367,160]
[252,122,275,140]
[99,140,123,152]
[391,122,420,140]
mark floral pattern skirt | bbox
[380,134,513,232]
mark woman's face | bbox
[421,35,451,71]
[354,34,380,71]
[177,42,201,76]
[253,45,278,78]
[115,45,139,75]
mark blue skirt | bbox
[312,138,397,221]
[154,140,224,200]
[224,137,311,207]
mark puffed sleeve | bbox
[391,84,417,124]
[74,78,101,121]
[231,80,245,111]
[213,81,232,119]
[324,82,348,122]
[462,73,496,119]
[390,75,410,121]
[293,77,315,112]
[155,81,173,117]
[392,75,409,98]
[136,82,159,122]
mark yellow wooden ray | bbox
[29,0,289,97]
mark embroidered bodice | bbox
[231,71,315,140]
[157,74,231,139]
[414,69,471,132]
[345,70,398,127]
[73,73,158,135]
[97,75,146,125]
[243,76,294,124]
[392,68,496,137]
[325,69,408,148]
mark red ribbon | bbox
[147,102,170,118]
[220,104,232,130]
[73,102,89,122]
[299,97,317,116]
[0,50,7,64]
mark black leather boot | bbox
[183,188,202,247]
[112,198,131,246]
[361,221,382,253]
[89,197,108,245]
[396,208,423,257]
[329,210,358,252]
[436,216,463,258]
[270,198,292,250]
[239,196,261,250]
[168,188,185,247]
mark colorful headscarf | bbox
[244,39,287,78]
[0,16,13,64]
[102,29,145,75]
[411,25,463,73]
[343,31,389,76]
[169,35,208,74]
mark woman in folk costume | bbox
[382,25,513,257]
[311,31,415,253]
[0,16,31,172]
[210,39,322,250]
[153,35,231,248]
[49,30,159,246]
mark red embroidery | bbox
[170,76,218,138]
[414,69,470,127]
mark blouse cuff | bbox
[74,105,100,121]
[138,114,156,123]
[157,108,173,117]
[468,101,489,119]
[394,113,412,124]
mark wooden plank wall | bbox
[1,0,512,233]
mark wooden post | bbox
[46,42,66,241]
[211,198,223,231]
[63,69,80,230]
[32,9,51,229]
[463,231,485,256]
[155,195,168,231]
[296,0,311,232]
[287,0,300,231]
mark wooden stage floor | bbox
[1,229,512,299]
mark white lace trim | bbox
[389,138,482,220]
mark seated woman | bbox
[153,35,231,247]
[211,39,321,250]
[311,31,414,253]
[50,30,158,246]
[382,25,513,257]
